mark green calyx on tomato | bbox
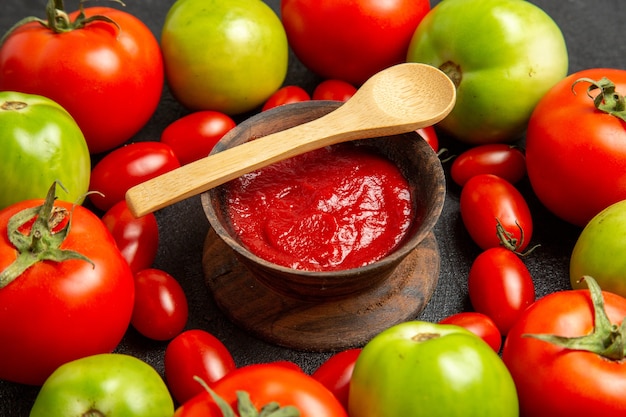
[0,182,92,289]
[1,0,125,43]
[573,76,626,122]
[525,276,626,361]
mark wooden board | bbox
[202,228,440,351]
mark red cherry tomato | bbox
[131,268,189,341]
[101,200,159,274]
[468,247,535,336]
[439,312,502,353]
[312,348,362,411]
[262,85,311,111]
[416,126,439,153]
[312,79,357,102]
[450,144,526,187]
[165,329,236,405]
[161,111,236,165]
[460,174,534,252]
[89,141,181,212]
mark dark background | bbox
[1,0,625,415]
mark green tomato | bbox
[570,199,626,297]
[161,0,288,115]
[30,353,174,417]
[0,91,90,209]
[406,0,568,144]
[349,321,519,417]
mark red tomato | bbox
[468,247,535,336]
[0,6,163,154]
[417,126,439,153]
[312,348,361,411]
[161,111,236,165]
[450,144,526,187]
[312,79,357,102]
[460,174,534,252]
[131,268,189,341]
[0,183,134,385]
[502,277,626,416]
[165,329,236,405]
[526,69,626,227]
[262,85,311,111]
[281,0,430,85]
[439,312,502,353]
[175,363,347,417]
[89,141,181,212]
[101,200,159,274]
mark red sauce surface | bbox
[225,144,414,271]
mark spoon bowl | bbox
[126,62,456,217]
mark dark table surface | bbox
[1,0,625,415]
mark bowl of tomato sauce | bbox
[201,100,445,307]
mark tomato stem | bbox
[0,182,93,289]
[572,77,626,123]
[524,276,626,361]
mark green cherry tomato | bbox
[0,91,90,210]
[349,321,519,417]
[570,199,626,297]
[406,0,568,144]
[30,353,174,417]
[161,0,288,115]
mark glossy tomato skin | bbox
[312,348,362,411]
[502,288,626,416]
[262,85,311,111]
[0,91,90,210]
[281,0,430,85]
[312,80,357,102]
[417,126,439,152]
[451,144,526,187]
[460,174,533,252]
[165,329,236,405]
[407,0,568,144]
[468,247,535,336]
[131,268,189,341]
[30,353,174,417]
[175,363,347,417]
[161,111,236,165]
[570,199,626,297]
[89,141,180,212]
[349,321,518,417]
[526,68,626,227]
[101,200,159,274]
[0,7,164,154]
[439,312,502,353]
[162,0,288,114]
[0,198,135,385]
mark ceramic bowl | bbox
[201,101,445,302]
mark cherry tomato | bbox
[450,144,526,187]
[439,312,502,353]
[312,348,361,411]
[161,111,236,165]
[131,268,189,341]
[101,200,159,274]
[262,85,311,111]
[416,126,439,153]
[312,79,357,102]
[89,141,181,212]
[460,174,534,252]
[175,363,347,417]
[468,247,535,336]
[165,329,236,405]
[0,5,164,154]
[281,0,431,85]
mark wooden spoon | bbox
[126,62,456,217]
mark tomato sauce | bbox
[225,144,415,271]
